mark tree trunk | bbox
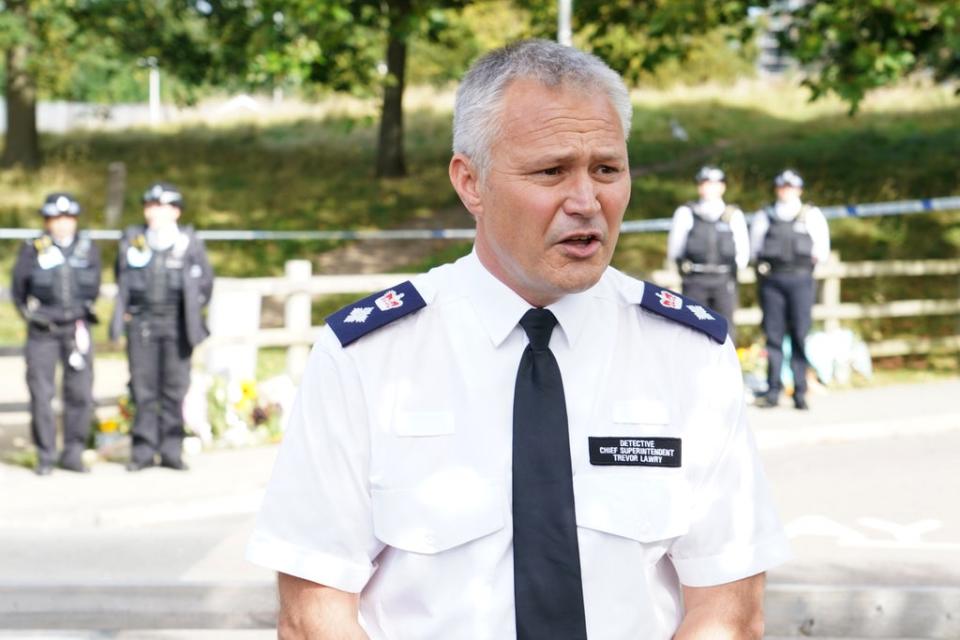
[376,0,410,178]
[1,8,41,170]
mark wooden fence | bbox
[203,256,960,379]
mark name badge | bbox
[588,436,681,468]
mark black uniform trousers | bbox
[758,271,815,399]
[25,322,94,466]
[681,275,739,342]
[127,315,192,464]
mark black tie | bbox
[513,308,587,640]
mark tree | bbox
[519,0,958,114]
[0,0,201,169]
[769,0,960,113]
[0,0,39,168]
[517,0,758,85]
[202,0,473,178]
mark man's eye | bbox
[597,165,621,174]
[540,167,562,176]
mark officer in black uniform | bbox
[666,166,749,340]
[751,170,831,410]
[11,193,101,475]
[110,182,214,471]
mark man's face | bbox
[697,180,726,201]
[44,214,77,242]
[144,202,181,229]
[776,185,802,203]
[451,78,631,307]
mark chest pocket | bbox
[30,267,56,300]
[371,475,505,554]
[574,473,691,550]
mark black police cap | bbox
[695,166,726,184]
[39,193,82,217]
[774,170,804,188]
[142,182,185,209]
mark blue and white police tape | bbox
[1,195,958,242]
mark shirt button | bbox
[424,534,437,549]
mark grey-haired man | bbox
[249,40,789,639]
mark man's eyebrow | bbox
[524,149,627,167]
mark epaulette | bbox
[32,235,52,252]
[326,280,426,347]
[721,205,739,223]
[638,282,728,344]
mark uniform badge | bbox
[375,290,405,311]
[127,245,152,268]
[344,307,374,323]
[656,290,683,310]
[36,246,65,270]
[687,305,714,321]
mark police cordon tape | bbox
[1,195,958,242]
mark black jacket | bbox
[11,233,101,327]
[110,225,214,348]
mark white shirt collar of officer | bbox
[147,224,181,251]
[695,198,726,220]
[52,235,75,249]
[773,199,803,221]
[457,249,595,350]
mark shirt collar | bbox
[774,199,802,220]
[695,199,726,220]
[457,249,596,349]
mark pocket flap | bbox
[372,478,504,554]
[574,473,690,542]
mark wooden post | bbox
[104,162,126,227]
[822,251,842,333]
[204,279,262,381]
[285,260,312,380]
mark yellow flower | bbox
[240,380,258,402]
[100,419,119,433]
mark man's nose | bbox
[562,171,601,217]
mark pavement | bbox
[1,373,959,637]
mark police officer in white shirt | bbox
[248,39,790,639]
[666,166,749,341]
[750,170,831,410]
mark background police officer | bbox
[750,169,831,409]
[666,166,749,340]
[11,193,101,475]
[110,182,214,471]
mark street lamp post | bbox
[138,56,161,126]
[558,0,572,46]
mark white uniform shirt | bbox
[247,251,790,639]
[749,200,831,264]
[666,200,750,270]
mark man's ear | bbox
[449,153,483,219]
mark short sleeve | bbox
[667,343,791,587]
[246,330,383,593]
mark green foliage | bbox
[518,0,757,85]
[770,0,960,113]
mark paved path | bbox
[1,378,958,637]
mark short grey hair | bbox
[453,39,632,177]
